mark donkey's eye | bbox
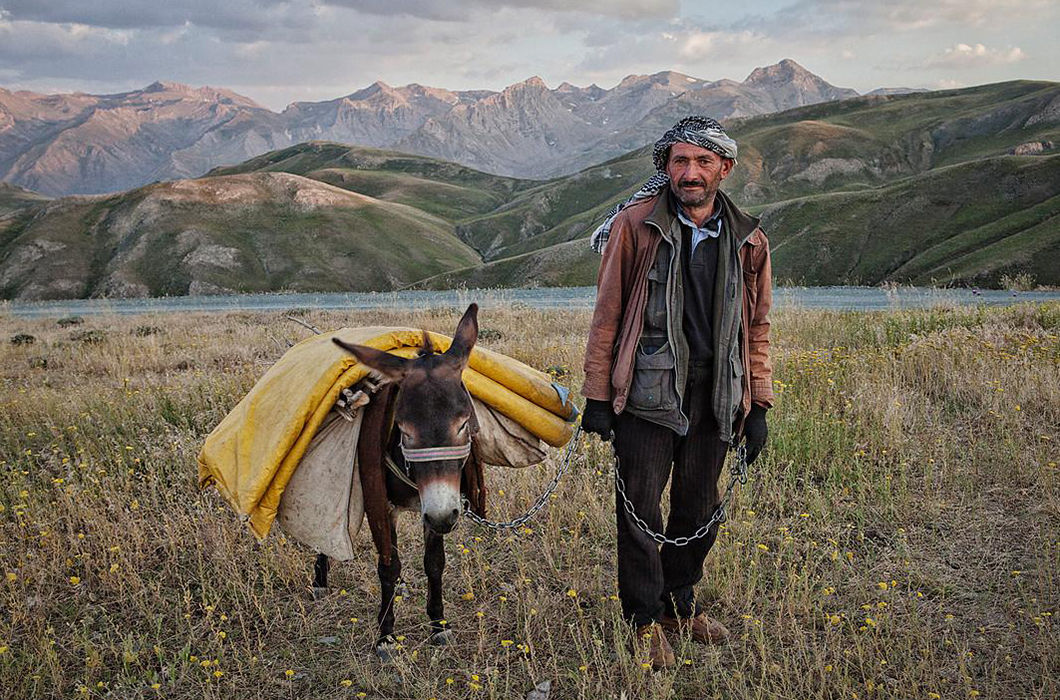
[457,420,470,434]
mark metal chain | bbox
[461,427,583,530]
[614,441,749,547]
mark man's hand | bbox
[744,404,768,464]
[582,398,615,441]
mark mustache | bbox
[678,179,706,188]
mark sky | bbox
[0,0,1056,111]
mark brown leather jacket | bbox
[582,190,774,442]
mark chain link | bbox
[614,441,748,547]
[461,427,583,530]
[462,425,749,543]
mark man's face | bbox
[666,142,734,209]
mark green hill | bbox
[0,173,480,299]
[0,182,50,215]
[206,142,530,223]
[759,154,1060,286]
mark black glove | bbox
[743,404,768,464]
[582,398,615,441]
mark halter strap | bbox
[400,441,472,462]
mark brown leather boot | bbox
[659,611,731,644]
[632,622,676,669]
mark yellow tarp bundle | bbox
[197,327,578,539]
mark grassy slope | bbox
[0,303,1056,699]
[0,183,50,214]
[0,184,51,256]
[206,142,532,224]
[759,154,1060,286]
[415,239,603,290]
[0,175,482,298]
[453,153,651,261]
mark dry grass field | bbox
[0,300,1057,699]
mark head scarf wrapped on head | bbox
[589,115,738,253]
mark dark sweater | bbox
[676,198,723,362]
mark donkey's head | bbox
[332,304,478,534]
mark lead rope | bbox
[461,426,583,530]
[614,440,749,547]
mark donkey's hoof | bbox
[428,628,454,646]
[374,636,399,662]
[311,586,329,601]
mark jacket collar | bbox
[646,190,680,242]
[646,187,760,246]
[716,189,761,247]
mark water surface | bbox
[7,286,1059,318]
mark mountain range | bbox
[1,78,1056,300]
[0,60,862,196]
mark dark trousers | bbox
[613,364,728,626]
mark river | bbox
[5,286,1060,318]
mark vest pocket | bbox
[628,342,678,411]
[643,247,670,338]
[729,351,745,418]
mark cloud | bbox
[928,43,1027,68]
[762,0,1053,36]
[0,0,306,33]
[933,78,967,90]
[672,29,761,61]
[0,18,133,61]
[576,16,773,82]
[321,0,678,21]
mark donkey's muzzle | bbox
[419,479,462,534]
[423,507,460,534]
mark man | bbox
[581,116,774,669]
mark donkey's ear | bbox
[332,338,410,381]
[446,303,478,366]
[419,329,435,357]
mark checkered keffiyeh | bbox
[589,116,738,253]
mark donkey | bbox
[316,303,487,658]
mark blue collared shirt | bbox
[675,200,723,258]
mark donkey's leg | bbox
[424,524,452,645]
[375,518,402,659]
[312,553,329,600]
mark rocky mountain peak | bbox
[615,71,701,92]
[744,59,816,86]
[616,73,649,90]
[133,80,262,107]
[142,80,187,93]
[347,81,394,100]
[510,76,549,91]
